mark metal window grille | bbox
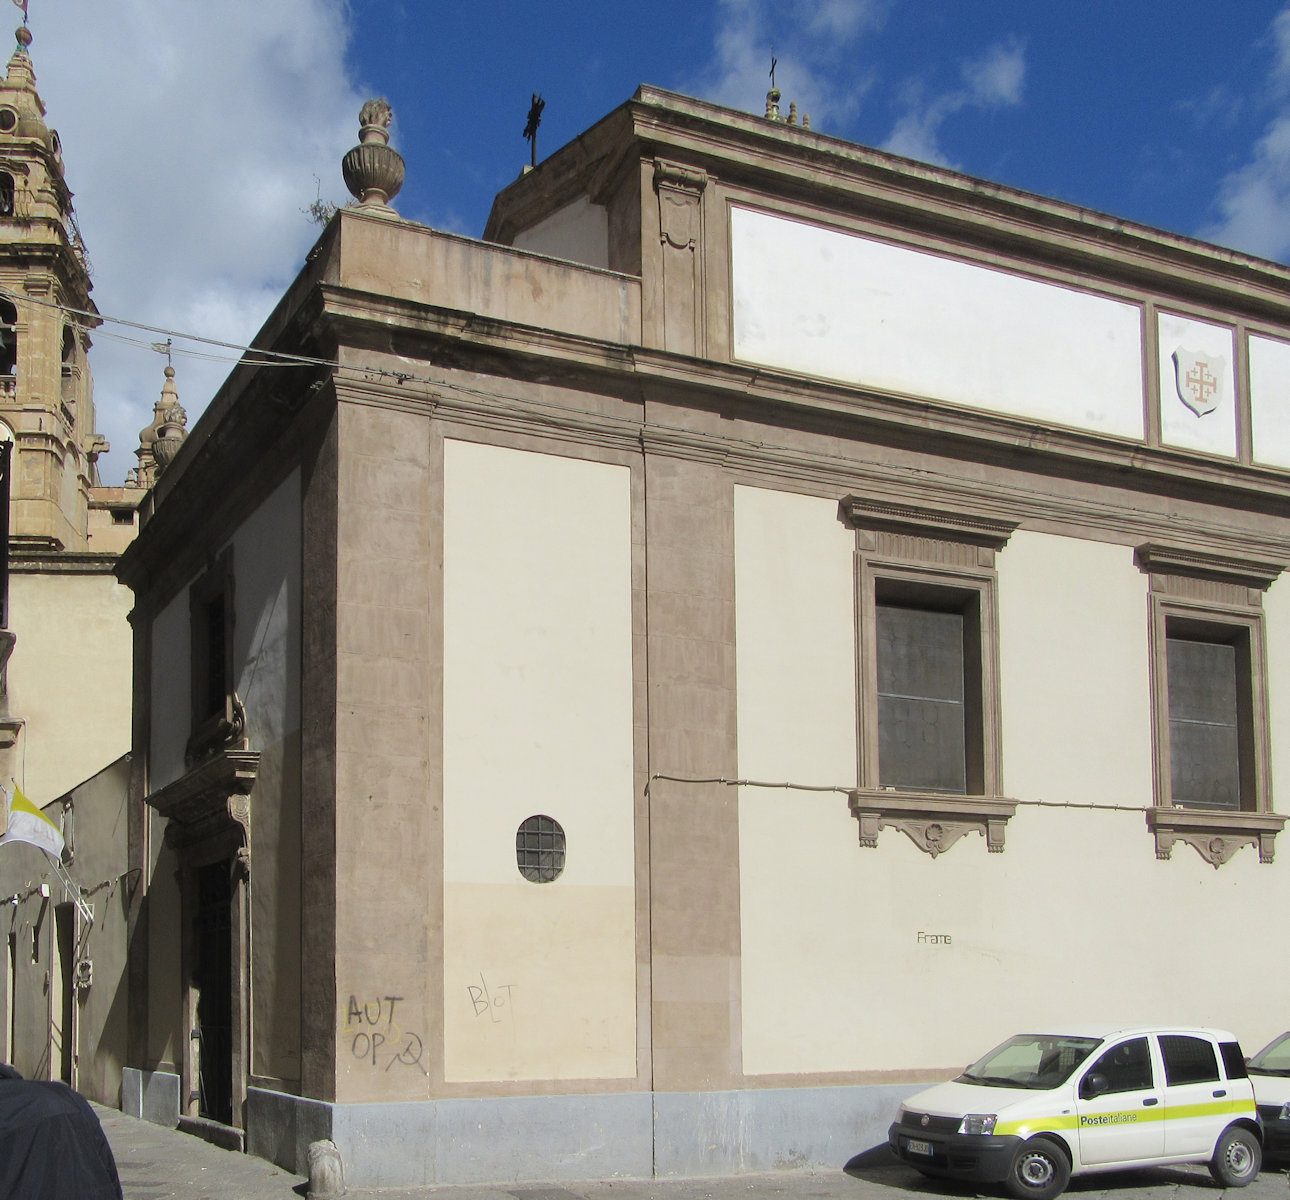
[516,814,565,883]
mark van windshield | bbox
[957,1034,1103,1090]
[1248,1033,1290,1077]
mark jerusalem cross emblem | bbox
[1172,347,1224,417]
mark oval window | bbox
[515,814,565,883]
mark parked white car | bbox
[888,1026,1260,1199]
[1247,1031,1290,1160]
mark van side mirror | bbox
[1081,1072,1110,1100]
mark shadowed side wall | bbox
[237,473,303,1091]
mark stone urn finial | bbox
[342,97,404,212]
[136,365,188,484]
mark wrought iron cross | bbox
[523,93,545,169]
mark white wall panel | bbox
[442,439,636,1081]
[731,207,1145,439]
[1250,334,1290,469]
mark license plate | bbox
[906,1138,933,1157]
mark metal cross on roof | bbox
[523,93,545,169]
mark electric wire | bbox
[646,772,1152,813]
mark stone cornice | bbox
[119,271,1290,598]
[145,750,258,857]
[314,287,1290,505]
[488,84,1290,321]
[1135,543,1287,591]
[621,88,1290,320]
[841,496,1017,551]
[11,550,119,574]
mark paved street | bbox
[93,1103,1289,1200]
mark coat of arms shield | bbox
[1172,347,1225,417]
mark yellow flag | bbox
[0,784,64,858]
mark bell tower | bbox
[0,22,103,551]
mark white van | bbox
[888,1026,1260,1199]
[1246,1031,1290,1159]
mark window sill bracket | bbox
[848,790,1018,857]
[1147,806,1286,867]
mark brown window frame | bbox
[1162,613,1257,811]
[863,567,996,797]
[1140,543,1285,866]
[843,497,1016,857]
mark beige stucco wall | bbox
[735,494,1290,1076]
[996,531,1154,807]
[734,485,860,1076]
[6,570,133,805]
[332,213,640,349]
[511,197,611,270]
[441,439,636,1082]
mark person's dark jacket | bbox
[0,1063,123,1200]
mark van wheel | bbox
[1005,1137,1070,1200]
[1210,1126,1261,1187]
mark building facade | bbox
[116,87,1290,1186]
[0,25,141,1096]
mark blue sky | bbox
[28,1,1290,483]
[359,1,1290,254]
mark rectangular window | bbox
[1165,622,1253,810]
[1139,543,1284,865]
[875,582,984,794]
[845,497,1016,855]
[196,588,228,727]
[187,550,236,761]
[1220,1041,1248,1080]
[1159,1034,1219,1086]
[1087,1037,1153,1094]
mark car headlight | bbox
[960,1114,997,1135]
[1280,1102,1290,1122]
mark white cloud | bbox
[882,38,1026,168]
[1204,115,1290,260]
[686,0,886,130]
[1271,6,1290,96]
[29,0,363,483]
[1202,5,1290,262]
[962,40,1025,108]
